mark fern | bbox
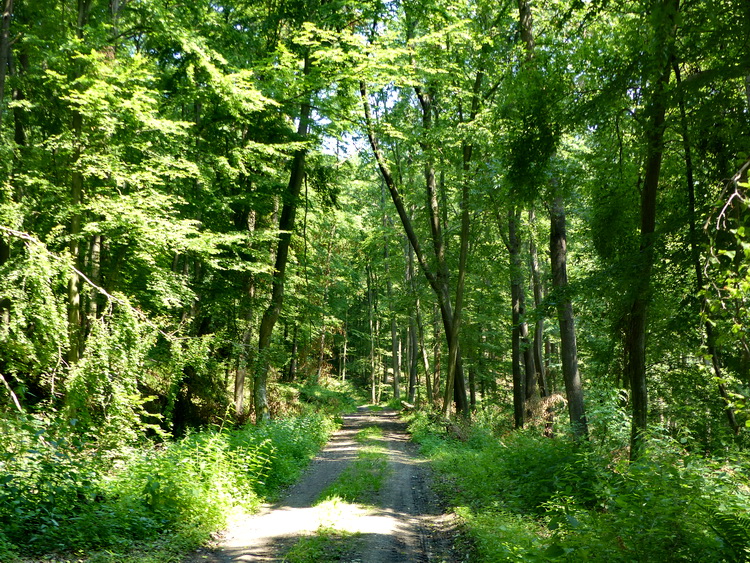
[714,511,750,562]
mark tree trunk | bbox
[550,198,588,437]
[85,233,101,335]
[367,262,377,404]
[235,209,257,415]
[287,323,298,382]
[674,63,740,435]
[624,0,679,459]
[67,0,93,365]
[255,56,312,423]
[0,0,13,128]
[528,209,549,397]
[509,208,526,428]
[360,81,468,416]
[341,315,348,381]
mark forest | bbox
[1,0,750,561]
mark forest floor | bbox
[184,406,460,562]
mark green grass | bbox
[316,426,389,505]
[282,526,362,563]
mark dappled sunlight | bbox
[191,408,456,562]
[218,496,423,560]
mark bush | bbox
[408,410,750,562]
[0,412,337,557]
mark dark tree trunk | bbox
[624,0,679,459]
[529,209,549,397]
[509,208,526,428]
[360,81,468,416]
[255,57,312,423]
[674,63,740,435]
[0,0,13,128]
[67,0,93,365]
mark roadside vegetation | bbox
[407,398,750,562]
[0,383,354,563]
[3,0,750,560]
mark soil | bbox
[184,406,460,562]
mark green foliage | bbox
[299,383,359,414]
[0,239,69,405]
[0,412,336,557]
[64,303,160,448]
[455,506,549,563]
[408,410,750,562]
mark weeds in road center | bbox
[282,526,361,563]
[316,426,389,505]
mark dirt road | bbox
[185,407,457,562]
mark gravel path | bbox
[184,407,457,562]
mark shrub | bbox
[0,412,337,557]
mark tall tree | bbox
[623,0,680,459]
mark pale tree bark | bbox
[235,210,256,418]
[340,313,348,381]
[528,209,549,397]
[255,56,312,423]
[382,190,400,398]
[550,198,588,436]
[366,262,378,404]
[316,224,336,383]
[287,323,298,382]
[407,240,419,403]
[85,234,101,335]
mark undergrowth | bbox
[0,390,343,562]
[406,406,750,562]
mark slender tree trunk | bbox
[367,262,377,404]
[287,323,298,382]
[316,224,336,384]
[235,326,252,417]
[360,81,468,416]
[509,208,526,428]
[408,317,418,403]
[674,63,740,435]
[529,209,549,397]
[84,233,101,339]
[0,0,12,128]
[68,0,93,365]
[550,198,588,437]
[624,0,679,459]
[407,240,419,403]
[235,209,257,415]
[416,309,431,403]
[255,56,312,423]
[341,315,348,381]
